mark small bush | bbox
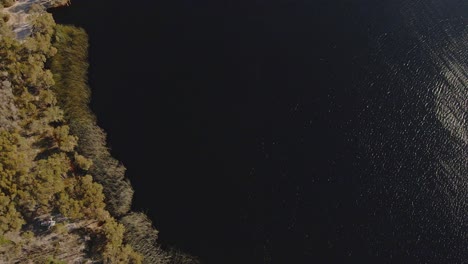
[0,235,11,246]
[52,223,67,234]
[74,153,92,170]
[21,231,34,240]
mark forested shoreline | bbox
[0,1,199,263]
[51,23,200,264]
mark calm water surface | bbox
[52,0,466,263]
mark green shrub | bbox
[51,25,134,217]
[74,153,92,170]
[0,235,11,246]
[0,8,143,263]
[21,231,34,240]
[52,223,67,234]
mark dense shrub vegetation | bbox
[121,213,170,264]
[0,6,141,263]
[51,24,134,217]
[50,24,200,264]
[1,2,200,262]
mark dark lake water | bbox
[51,0,466,263]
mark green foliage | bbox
[42,106,64,123]
[51,222,67,234]
[58,174,106,219]
[100,219,143,264]
[74,152,92,170]
[0,130,30,177]
[21,230,34,239]
[0,235,11,246]
[0,191,24,234]
[77,175,105,211]
[49,24,201,263]
[52,125,77,151]
[50,25,92,125]
[51,25,134,217]
[17,153,68,212]
[0,8,198,263]
[0,131,29,233]
[56,191,81,219]
[0,10,142,263]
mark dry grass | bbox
[0,219,102,263]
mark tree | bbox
[17,153,68,212]
[100,219,142,264]
[74,153,92,171]
[0,7,143,262]
[0,192,24,234]
[52,125,77,152]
